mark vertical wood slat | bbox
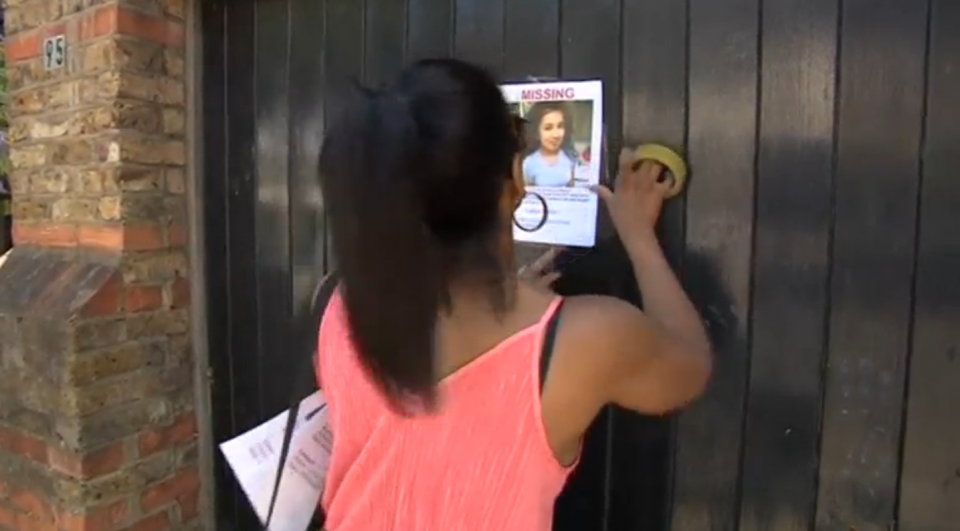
[672,0,759,528]
[200,0,235,525]
[816,0,929,528]
[618,1,688,530]
[897,0,960,528]
[253,0,294,417]
[502,0,558,81]
[364,0,406,87]
[288,0,328,350]
[558,2,624,530]
[738,0,839,529]
[453,0,505,75]
[321,0,365,271]
[407,0,454,61]
[222,0,262,527]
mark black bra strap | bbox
[539,299,565,394]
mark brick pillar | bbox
[0,0,201,530]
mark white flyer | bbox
[501,80,604,248]
[219,391,332,531]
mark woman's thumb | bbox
[590,184,614,203]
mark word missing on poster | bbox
[501,80,604,248]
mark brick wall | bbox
[0,0,202,530]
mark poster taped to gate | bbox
[220,390,331,531]
[501,80,604,248]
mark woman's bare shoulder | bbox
[561,294,642,327]
[539,294,652,456]
[550,294,655,390]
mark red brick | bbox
[13,222,77,248]
[79,5,184,48]
[124,511,171,531]
[58,500,130,531]
[79,6,119,41]
[124,226,167,251]
[126,285,163,313]
[78,225,167,252]
[138,413,196,458]
[0,505,15,529]
[5,33,41,62]
[139,469,200,514]
[169,278,189,309]
[167,225,187,248]
[77,225,124,251]
[47,442,126,480]
[177,488,199,522]
[78,273,124,318]
[117,9,184,47]
[16,512,59,531]
[0,425,47,464]
[11,487,55,526]
[4,24,68,62]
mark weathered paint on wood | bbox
[200,0,958,528]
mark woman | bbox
[316,59,711,531]
[522,102,578,187]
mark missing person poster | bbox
[502,80,604,248]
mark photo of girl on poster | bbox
[520,100,594,188]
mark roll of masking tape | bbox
[634,143,688,199]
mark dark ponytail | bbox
[319,60,518,413]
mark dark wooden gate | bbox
[199,0,960,529]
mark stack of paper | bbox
[220,391,332,531]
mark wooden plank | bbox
[364,0,406,86]
[622,0,688,267]
[200,1,235,525]
[739,0,838,529]
[407,0,453,61]
[253,0,294,417]
[288,0,327,339]
[898,0,960,528]
[223,0,259,440]
[555,2,621,530]
[502,0,557,81]
[322,0,365,270]
[617,1,688,530]
[560,0,620,150]
[453,0,504,74]
[672,0,759,528]
[501,0,558,274]
[223,0,262,527]
[815,0,929,528]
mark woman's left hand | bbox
[519,247,563,291]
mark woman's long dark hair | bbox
[524,101,578,161]
[318,59,520,412]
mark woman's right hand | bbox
[518,247,563,293]
[590,149,670,245]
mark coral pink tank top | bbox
[315,292,574,531]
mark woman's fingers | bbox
[589,184,614,203]
[617,148,635,184]
[537,271,562,287]
[638,160,665,187]
[529,247,562,275]
[519,247,564,285]
[618,148,641,193]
